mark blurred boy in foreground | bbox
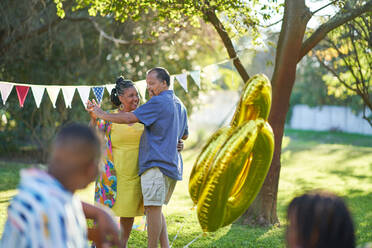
[0,123,121,248]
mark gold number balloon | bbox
[189,74,275,232]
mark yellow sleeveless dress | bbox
[111,122,144,217]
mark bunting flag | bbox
[106,84,115,95]
[135,80,147,100]
[0,83,13,105]
[46,86,61,108]
[0,55,240,108]
[93,86,104,104]
[175,73,188,92]
[77,86,91,108]
[61,86,76,108]
[203,64,220,83]
[31,86,45,108]
[16,85,30,108]
[190,70,201,88]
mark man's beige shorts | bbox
[141,167,177,206]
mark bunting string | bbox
[0,55,242,108]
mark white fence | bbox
[289,104,372,135]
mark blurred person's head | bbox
[146,67,170,96]
[48,123,102,192]
[111,76,139,111]
[286,190,355,248]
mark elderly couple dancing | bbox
[87,67,189,248]
[0,67,188,248]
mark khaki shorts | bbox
[141,167,176,206]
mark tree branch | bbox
[202,8,250,83]
[298,1,372,61]
[362,106,372,127]
[325,38,361,89]
[316,48,372,125]
[66,17,157,46]
[314,52,355,91]
[258,18,283,28]
[311,0,338,15]
[0,18,63,55]
[348,23,366,88]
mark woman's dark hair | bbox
[110,76,135,106]
[147,67,170,86]
[287,191,355,248]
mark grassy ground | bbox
[0,129,371,247]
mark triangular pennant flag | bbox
[135,80,147,100]
[175,73,188,92]
[61,86,76,108]
[169,76,175,90]
[0,83,13,105]
[77,86,91,108]
[93,86,104,104]
[106,84,115,95]
[46,86,61,108]
[203,64,220,83]
[16,85,30,108]
[31,86,45,108]
[190,70,201,88]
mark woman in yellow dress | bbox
[88,77,144,247]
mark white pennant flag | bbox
[31,86,45,108]
[0,82,13,105]
[203,64,220,83]
[169,76,175,90]
[190,70,201,88]
[77,86,91,108]
[175,73,188,92]
[61,86,76,108]
[46,86,61,108]
[106,84,115,95]
[135,80,147,100]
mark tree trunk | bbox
[237,0,311,226]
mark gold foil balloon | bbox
[189,74,274,232]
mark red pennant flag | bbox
[16,85,30,107]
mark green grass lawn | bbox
[0,129,371,247]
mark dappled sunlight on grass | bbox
[344,191,372,243]
[279,130,372,245]
[1,129,371,246]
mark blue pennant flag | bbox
[93,86,104,104]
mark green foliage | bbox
[292,56,351,107]
[290,53,367,124]
[0,0,228,161]
[313,13,371,123]
[54,0,281,45]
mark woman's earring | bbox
[119,104,124,111]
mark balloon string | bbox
[170,222,185,248]
[183,233,203,248]
[169,221,203,248]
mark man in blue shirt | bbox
[88,67,188,248]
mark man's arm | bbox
[88,104,139,124]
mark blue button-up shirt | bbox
[133,90,188,180]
